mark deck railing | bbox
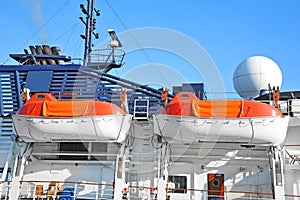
[1,180,300,199]
[1,180,114,200]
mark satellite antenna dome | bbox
[233,56,282,99]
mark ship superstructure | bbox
[0,1,300,200]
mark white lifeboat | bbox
[154,92,289,145]
[12,93,132,143]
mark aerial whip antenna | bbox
[79,0,100,66]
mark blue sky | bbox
[1,0,300,98]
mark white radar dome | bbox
[233,56,282,99]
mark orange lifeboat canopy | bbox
[17,93,126,117]
[160,92,282,118]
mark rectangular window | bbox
[58,142,108,161]
[168,176,187,193]
[59,142,88,160]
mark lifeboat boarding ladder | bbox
[133,99,149,120]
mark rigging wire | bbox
[104,0,170,86]
[16,1,72,53]
[72,25,86,59]
[1,1,72,65]
[63,22,80,55]
[51,22,80,48]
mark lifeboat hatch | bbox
[207,173,224,200]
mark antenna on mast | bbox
[108,29,123,63]
[108,29,123,48]
[79,0,100,66]
[79,2,125,72]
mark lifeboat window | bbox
[36,94,46,99]
[180,93,190,98]
[168,176,187,193]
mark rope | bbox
[249,118,255,143]
[125,119,135,147]
[116,114,127,143]
[151,116,168,149]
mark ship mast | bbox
[80,0,100,66]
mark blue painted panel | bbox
[182,83,204,100]
[24,71,53,92]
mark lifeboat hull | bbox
[12,114,132,143]
[285,116,300,145]
[154,114,289,145]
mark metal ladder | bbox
[133,99,149,120]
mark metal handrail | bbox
[2,179,300,199]
[88,48,125,66]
